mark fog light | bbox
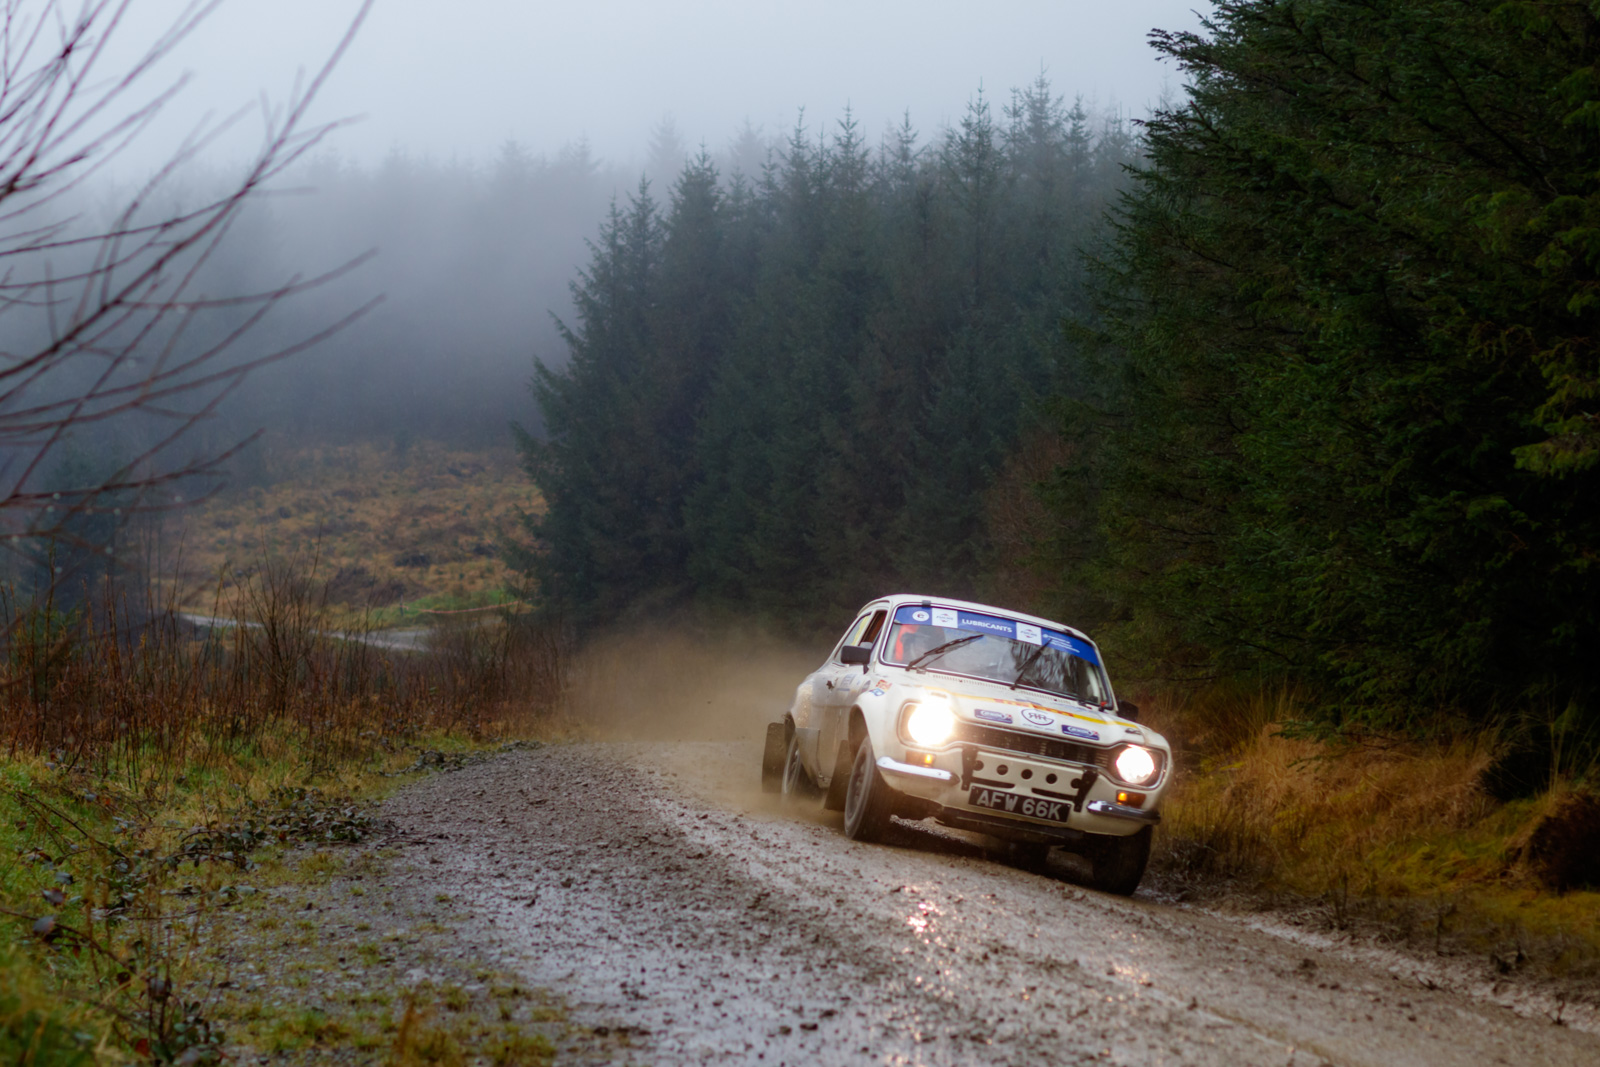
[922,753,935,765]
[1116,791,1146,807]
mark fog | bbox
[3,0,1215,503]
[103,1,1211,173]
[218,142,631,446]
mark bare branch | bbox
[0,0,376,594]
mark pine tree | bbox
[516,86,1141,632]
[1073,0,1600,724]
[512,180,665,622]
[941,89,1004,308]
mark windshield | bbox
[882,605,1110,705]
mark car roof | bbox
[854,593,1095,645]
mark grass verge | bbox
[1140,687,1600,987]
[0,551,573,1065]
[191,736,579,1066]
[0,726,581,1065]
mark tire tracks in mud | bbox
[380,742,1600,1066]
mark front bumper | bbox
[876,756,956,781]
[874,739,1163,839]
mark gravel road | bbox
[375,740,1600,1067]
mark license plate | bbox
[967,786,1073,824]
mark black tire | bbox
[781,733,817,805]
[1088,826,1152,896]
[842,737,895,842]
[760,721,788,794]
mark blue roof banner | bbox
[892,605,1099,665]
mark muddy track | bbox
[380,742,1599,1066]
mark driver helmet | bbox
[895,625,941,662]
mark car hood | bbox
[883,668,1155,748]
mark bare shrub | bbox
[0,0,377,586]
[0,559,567,783]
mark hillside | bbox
[167,440,539,625]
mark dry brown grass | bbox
[0,575,567,783]
[1144,686,1600,971]
[166,440,540,622]
[1157,715,1495,894]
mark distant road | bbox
[177,612,434,652]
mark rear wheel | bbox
[760,722,788,794]
[842,737,895,842]
[781,733,817,805]
[1088,826,1152,896]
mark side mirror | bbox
[1118,700,1140,722]
[840,644,872,666]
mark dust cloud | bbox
[559,623,822,743]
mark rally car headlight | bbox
[1113,745,1159,786]
[904,701,956,747]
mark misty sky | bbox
[104,0,1213,173]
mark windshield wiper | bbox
[1008,642,1050,690]
[906,634,981,671]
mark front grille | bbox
[955,723,1104,767]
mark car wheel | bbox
[1088,826,1152,896]
[760,721,788,794]
[781,733,817,804]
[842,737,895,842]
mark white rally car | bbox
[761,594,1169,895]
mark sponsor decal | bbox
[931,607,959,628]
[1016,623,1042,645]
[974,708,1013,724]
[1021,708,1055,727]
[868,688,887,697]
[983,697,1105,724]
[1043,633,1100,664]
[1061,724,1101,741]
[911,609,931,623]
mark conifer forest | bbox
[521,0,1600,734]
[518,80,1140,629]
